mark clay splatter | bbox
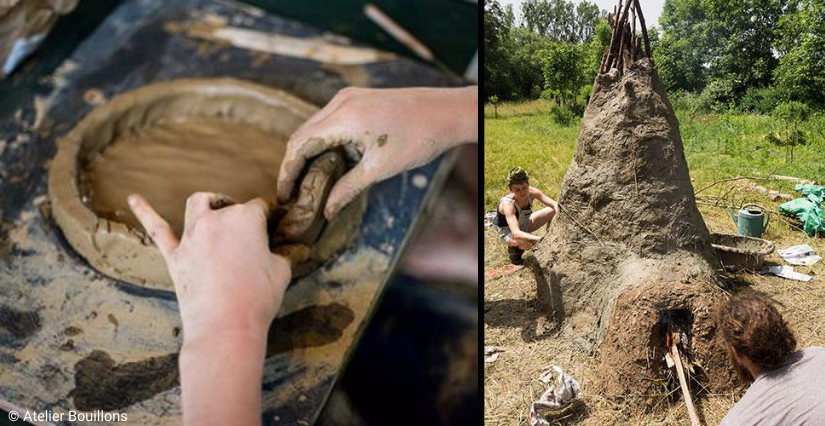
[107,313,119,328]
[267,303,355,356]
[71,350,179,411]
[60,339,75,351]
[0,306,41,345]
[64,326,83,336]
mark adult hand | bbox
[127,192,290,343]
[277,85,478,219]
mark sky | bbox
[497,0,667,31]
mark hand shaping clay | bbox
[275,149,346,243]
[48,78,367,291]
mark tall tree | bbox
[540,43,585,107]
[656,0,716,92]
[706,0,790,97]
[510,27,555,99]
[774,0,825,106]
[484,0,516,99]
[503,3,516,29]
[574,1,602,44]
[522,0,604,43]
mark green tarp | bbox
[779,184,825,236]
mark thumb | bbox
[324,163,371,220]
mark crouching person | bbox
[718,292,825,425]
[493,167,558,265]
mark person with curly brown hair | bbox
[718,292,825,425]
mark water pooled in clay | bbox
[80,118,285,237]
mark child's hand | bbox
[127,192,290,345]
[277,86,478,219]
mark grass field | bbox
[483,99,825,425]
[485,99,825,212]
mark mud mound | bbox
[533,58,738,405]
[595,281,738,403]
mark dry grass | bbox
[484,182,825,425]
[485,99,825,424]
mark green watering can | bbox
[728,204,770,238]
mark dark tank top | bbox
[494,194,532,227]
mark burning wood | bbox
[665,322,702,426]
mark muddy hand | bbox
[276,85,478,219]
[275,150,345,242]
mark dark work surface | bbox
[0,0,465,424]
[0,0,478,123]
[0,0,124,119]
[242,0,478,73]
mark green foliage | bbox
[706,0,786,98]
[773,101,811,163]
[583,20,611,81]
[655,0,796,107]
[774,0,825,107]
[483,0,607,100]
[549,103,577,126]
[537,17,609,125]
[668,90,707,113]
[655,0,715,92]
[489,96,499,118]
[700,78,738,112]
[774,101,811,123]
[739,86,784,115]
[485,0,825,114]
[540,43,585,107]
[484,0,515,100]
[522,0,604,43]
[487,100,825,213]
[508,27,555,99]
[764,130,808,147]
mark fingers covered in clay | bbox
[127,193,179,258]
[276,150,345,241]
[278,135,350,204]
[325,161,370,220]
[272,244,311,267]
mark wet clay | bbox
[49,79,367,290]
[275,150,346,243]
[80,118,286,237]
[0,305,41,346]
[70,350,178,411]
[266,303,355,356]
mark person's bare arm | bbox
[502,202,540,242]
[530,187,559,212]
[277,85,478,219]
[128,192,290,426]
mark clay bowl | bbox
[48,78,362,291]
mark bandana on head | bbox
[508,166,529,186]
